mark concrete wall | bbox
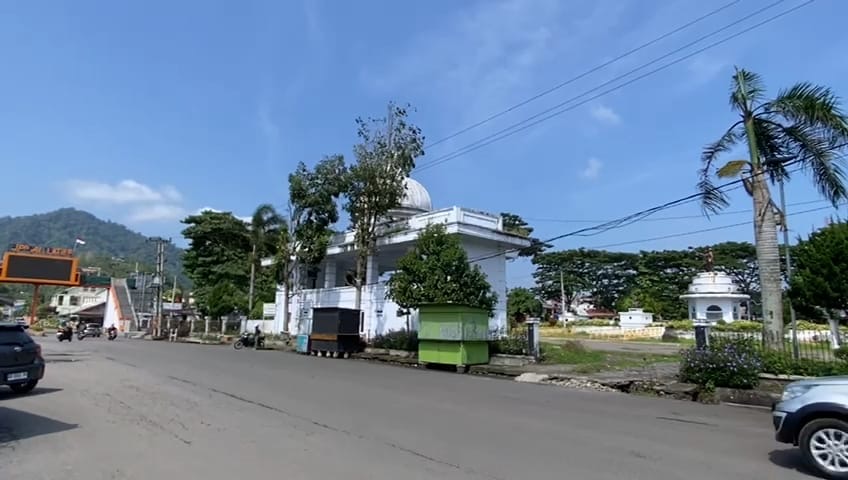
[687,298,741,323]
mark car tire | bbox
[799,417,848,479]
[9,380,38,394]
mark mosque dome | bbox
[388,177,432,219]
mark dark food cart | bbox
[309,307,362,358]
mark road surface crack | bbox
[167,375,504,480]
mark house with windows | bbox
[265,178,531,339]
[50,286,110,317]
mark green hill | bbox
[0,208,186,286]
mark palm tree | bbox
[699,67,848,343]
[247,204,284,319]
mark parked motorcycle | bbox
[56,326,73,342]
[233,332,264,350]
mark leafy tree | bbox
[532,248,637,311]
[699,67,848,342]
[272,155,348,331]
[789,222,848,345]
[500,212,551,258]
[181,211,251,319]
[386,224,497,315]
[507,287,542,325]
[247,204,284,317]
[344,102,425,309]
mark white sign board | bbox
[262,303,276,317]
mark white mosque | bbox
[266,178,530,339]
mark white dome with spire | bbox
[388,177,432,219]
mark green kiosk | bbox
[417,303,490,373]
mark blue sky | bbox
[1,0,847,287]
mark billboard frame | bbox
[0,251,80,286]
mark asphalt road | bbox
[0,336,815,479]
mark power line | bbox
[425,0,743,148]
[586,203,845,250]
[525,198,828,224]
[413,0,812,174]
[465,156,811,264]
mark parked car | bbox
[0,322,44,394]
[773,376,848,479]
[81,323,102,338]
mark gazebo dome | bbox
[388,177,432,219]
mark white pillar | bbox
[323,259,337,289]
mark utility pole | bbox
[148,237,170,337]
[559,270,566,322]
[778,177,799,359]
[248,243,257,324]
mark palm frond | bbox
[782,124,848,204]
[701,122,743,170]
[716,159,751,179]
[697,175,730,216]
[766,82,848,143]
[729,67,766,114]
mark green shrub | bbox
[490,330,529,356]
[370,330,418,351]
[665,320,694,330]
[679,337,762,389]
[760,350,848,377]
[714,321,763,333]
[568,319,615,327]
[836,347,848,363]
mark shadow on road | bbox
[768,449,819,478]
[0,387,63,401]
[0,406,78,445]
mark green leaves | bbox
[789,221,848,319]
[499,212,551,258]
[386,224,497,315]
[343,102,425,296]
[507,288,542,323]
[181,211,252,316]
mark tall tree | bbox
[276,155,347,331]
[386,224,497,316]
[699,67,848,342]
[181,211,251,325]
[789,221,848,346]
[507,287,542,325]
[532,249,637,311]
[247,204,284,319]
[344,102,425,310]
[500,212,551,258]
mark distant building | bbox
[49,286,110,317]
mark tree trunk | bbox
[248,244,257,318]
[824,310,842,349]
[354,253,364,310]
[220,316,226,335]
[204,316,209,336]
[751,168,784,346]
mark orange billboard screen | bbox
[0,253,78,285]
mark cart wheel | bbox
[456,365,469,374]
[310,350,317,356]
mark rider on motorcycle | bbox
[107,324,118,337]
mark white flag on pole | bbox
[75,238,86,245]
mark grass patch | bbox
[541,341,679,373]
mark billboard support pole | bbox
[29,284,40,327]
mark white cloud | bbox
[687,56,728,86]
[66,179,182,204]
[127,204,187,223]
[582,158,603,179]
[590,104,621,125]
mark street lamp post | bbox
[768,156,799,359]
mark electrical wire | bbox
[525,198,828,224]
[425,0,743,148]
[587,202,844,250]
[413,0,813,174]
[464,156,811,264]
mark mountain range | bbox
[0,208,186,284]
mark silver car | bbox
[773,376,848,479]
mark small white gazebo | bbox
[679,272,750,324]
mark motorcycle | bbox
[233,332,265,350]
[76,330,86,341]
[107,329,118,341]
[56,326,73,342]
